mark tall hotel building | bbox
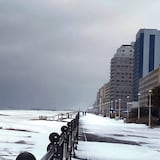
[133,29,160,101]
[110,44,134,110]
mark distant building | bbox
[110,44,134,111]
[133,29,160,101]
[103,82,110,104]
[96,82,110,115]
[103,82,110,116]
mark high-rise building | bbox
[133,29,160,100]
[110,44,134,111]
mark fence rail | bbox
[16,112,79,160]
[39,111,77,121]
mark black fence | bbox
[16,112,79,160]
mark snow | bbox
[76,141,160,160]
[0,110,74,160]
[1,111,160,160]
[75,113,160,160]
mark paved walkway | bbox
[74,113,160,160]
[78,114,140,145]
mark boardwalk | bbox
[75,113,160,160]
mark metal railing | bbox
[16,112,79,160]
[39,111,76,121]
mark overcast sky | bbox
[0,0,160,110]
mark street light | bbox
[100,96,102,115]
[104,102,107,117]
[138,93,141,120]
[111,100,113,111]
[108,101,110,117]
[110,101,113,118]
[102,102,105,116]
[127,96,130,118]
[148,90,152,128]
[118,99,121,119]
[115,100,117,118]
[107,102,110,117]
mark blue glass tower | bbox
[133,29,160,101]
[133,32,144,101]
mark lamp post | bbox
[111,100,113,111]
[138,93,141,120]
[118,99,121,119]
[104,102,107,117]
[102,102,104,116]
[101,102,103,116]
[107,102,109,117]
[108,101,110,117]
[115,100,117,118]
[127,96,130,118]
[148,90,152,128]
[111,100,113,118]
[99,96,102,115]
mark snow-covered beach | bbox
[0,110,74,160]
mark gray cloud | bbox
[0,0,159,110]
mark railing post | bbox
[67,113,69,119]
[49,132,62,160]
[61,126,68,160]
[71,120,75,157]
[74,112,79,150]
[67,121,72,160]
[16,152,36,160]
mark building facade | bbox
[110,44,134,111]
[139,67,160,108]
[133,29,160,101]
